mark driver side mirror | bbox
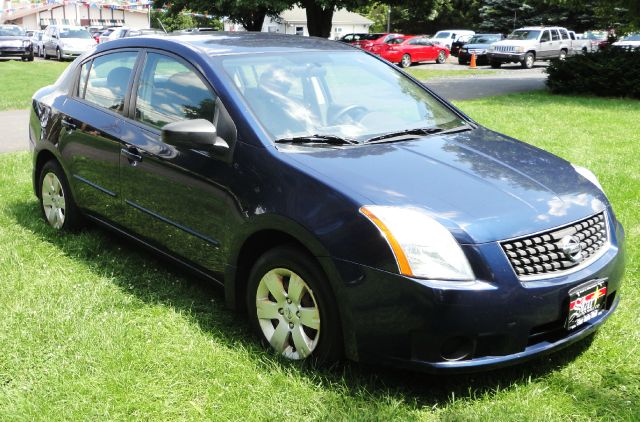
[162,119,229,151]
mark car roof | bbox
[95,32,356,57]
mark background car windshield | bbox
[221,51,460,142]
[507,30,541,40]
[0,26,25,36]
[469,35,500,43]
[585,31,607,40]
[435,32,450,39]
[60,29,92,39]
[363,33,384,40]
[622,34,640,41]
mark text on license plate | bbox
[567,279,607,330]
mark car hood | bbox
[494,39,537,47]
[0,36,29,42]
[613,40,640,46]
[463,43,493,49]
[286,127,608,244]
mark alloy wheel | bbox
[41,172,66,229]
[255,267,320,360]
[401,54,411,68]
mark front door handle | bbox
[121,147,143,164]
[61,118,77,130]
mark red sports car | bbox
[375,36,450,67]
[360,33,404,52]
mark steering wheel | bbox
[329,104,370,125]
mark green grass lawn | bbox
[0,92,638,420]
[0,60,69,111]
[407,68,498,80]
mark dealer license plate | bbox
[567,279,608,330]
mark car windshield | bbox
[0,26,26,36]
[362,33,385,41]
[507,30,541,40]
[468,35,500,44]
[434,32,450,39]
[622,34,640,41]
[221,51,462,143]
[60,29,92,39]
[585,31,607,40]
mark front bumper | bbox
[487,52,526,63]
[0,46,31,57]
[333,214,625,373]
[61,49,88,59]
[458,51,489,63]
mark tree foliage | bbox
[150,10,222,32]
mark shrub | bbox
[545,48,640,98]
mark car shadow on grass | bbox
[9,198,604,410]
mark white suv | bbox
[487,26,573,69]
[430,29,475,49]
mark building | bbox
[224,6,373,39]
[0,1,150,30]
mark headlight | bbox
[461,48,467,52]
[479,49,487,54]
[22,40,31,47]
[360,206,475,281]
[488,45,495,51]
[514,46,524,53]
[572,164,604,191]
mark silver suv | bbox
[487,26,572,69]
[43,25,96,61]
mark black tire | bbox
[559,49,567,60]
[458,57,468,65]
[521,52,535,69]
[400,53,411,68]
[38,160,82,231]
[490,61,501,69]
[436,50,447,64]
[27,50,34,62]
[246,245,342,363]
[43,48,48,60]
[56,48,62,61]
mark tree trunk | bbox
[240,9,267,32]
[303,0,334,38]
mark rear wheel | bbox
[559,49,567,60]
[38,160,82,231]
[56,48,62,61]
[521,52,535,69]
[490,61,501,69]
[436,50,447,64]
[247,246,342,363]
[400,54,412,68]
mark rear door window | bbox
[82,51,138,113]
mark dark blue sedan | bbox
[29,33,625,372]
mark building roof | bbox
[279,7,372,25]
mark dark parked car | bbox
[450,33,474,56]
[30,33,625,372]
[457,33,504,65]
[0,24,33,61]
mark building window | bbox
[295,26,304,36]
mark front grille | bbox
[501,212,608,279]
[494,45,516,53]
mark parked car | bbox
[174,27,218,34]
[457,33,504,65]
[450,33,475,56]
[30,33,625,373]
[488,26,574,69]
[337,33,371,46]
[30,30,45,57]
[567,30,594,54]
[430,29,475,50]
[43,25,96,60]
[97,27,120,44]
[375,35,449,67]
[359,33,403,52]
[612,33,640,50]
[584,30,610,50]
[122,28,165,38]
[0,24,34,61]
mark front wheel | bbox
[38,160,82,231]
[400,54,412,68]
[436,50,447,64]
[458,57,468,65]
[56,48,62,61]
[490,60,501,69]
[247,246,342,363]
[559,49,567,60]
[521,52,535,69]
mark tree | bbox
[150,10,222,32]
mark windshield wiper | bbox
[275,134,358,145]
[363,124,473,144]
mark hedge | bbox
[545,48,640,99]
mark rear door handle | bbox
[61,118,77,130]
[121,147,143,164]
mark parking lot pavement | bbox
[424,76,547,100]
[0,109,30,153]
